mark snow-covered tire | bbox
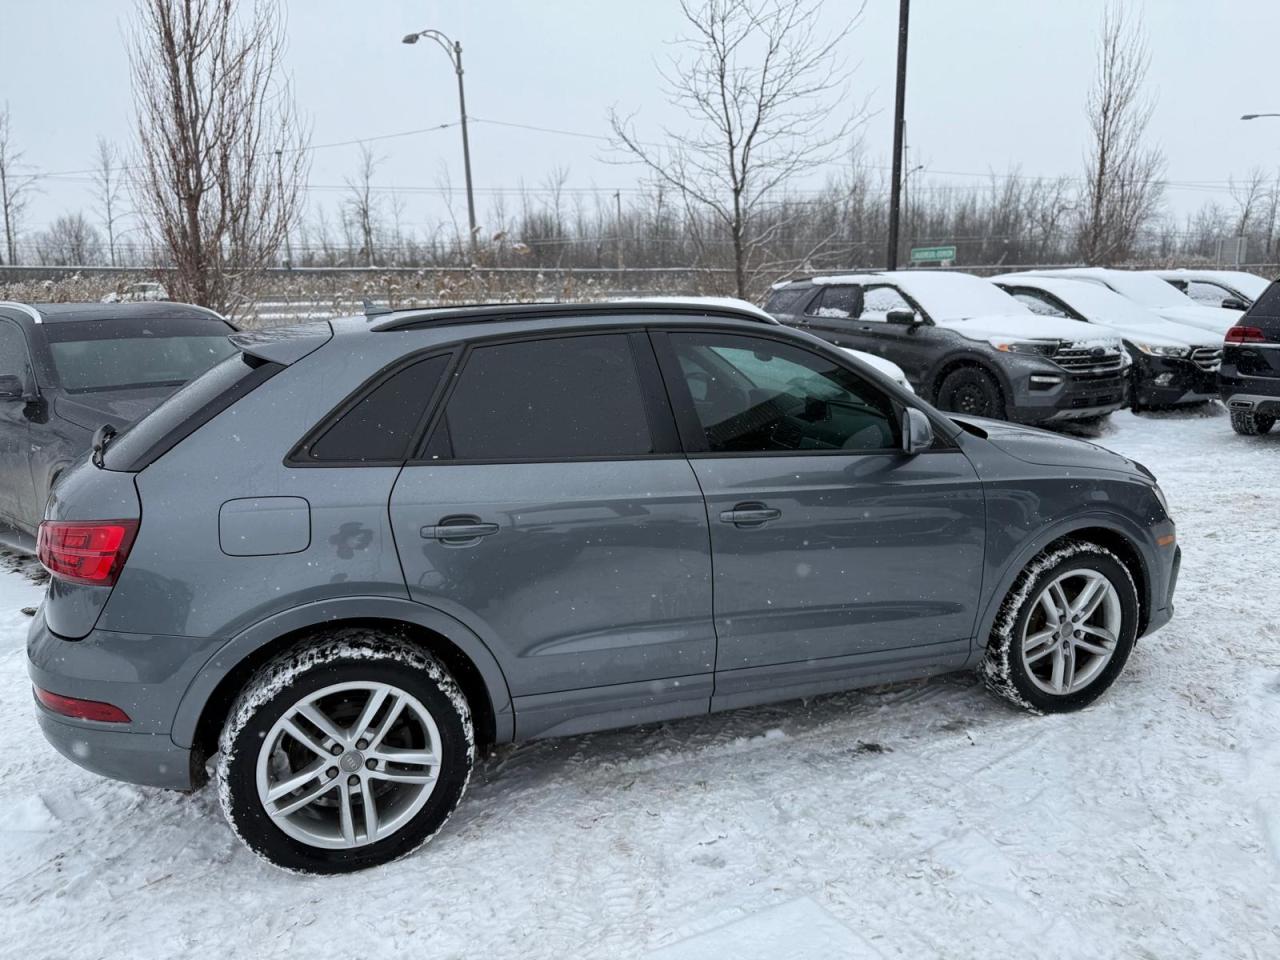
[217,629,474,874]
[981,542,1139,714]
[1230,410,1275,435]
[935,366,1005,419]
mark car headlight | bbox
[1132,342,1190,358]
[990,339,1059,356]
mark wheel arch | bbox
[973,516,1154,660]
[177,598,515,776]
[928,353,1012,408]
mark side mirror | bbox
[901,407,934,455]
[0,374,25,401]
[886,309,921,326]
[1221,297,1247,311]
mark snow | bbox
[2,409,1279,958]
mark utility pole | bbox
[275,149,293,268]
[614,190,624,270]
[403,29,478,257]
[886,0,910,270]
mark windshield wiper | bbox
[91,424,117,469]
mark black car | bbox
[1220,280,1280,435]
[0,300,236,547]
[764,272,1129,425]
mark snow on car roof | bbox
[993,274,1168,327]
[1151,269,1271,297]
[809,270,1029,322]
[1016,268,1193,309]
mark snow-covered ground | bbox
[2,409,1278,959]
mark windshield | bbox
[1049,281,1171,328]
[44,317,236,393]
[885,272,1029,320]
[1100,271,1194,309]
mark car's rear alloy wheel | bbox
[982,542,1138,713]
[217,631,473,874]
[936,366,1004,419]
[1230,410,1275,435]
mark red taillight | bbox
[1225,325,1266,344]
[37,519,139,586]
[34,686,131,723]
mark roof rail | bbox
[0,301,42,324]
[370,299,776,332]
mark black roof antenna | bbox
[362,299,393,321]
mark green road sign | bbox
[910,245,957,263]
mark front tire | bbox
[981,542,1138,713]
[936,366,1005,419]
[1230,410,1275,435]
[217,630,474,874]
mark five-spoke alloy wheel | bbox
[983,542,1138,712]
[218,631,473,874]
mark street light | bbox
[403,28,478,254]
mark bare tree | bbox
[1228,166,1267,235]
[0,105,38,265]
[1078,3,1165,265]
[34,211,105,265]
[343,144,382,267]
[91,136,128,267]
[610,0,861,297]
[129,0,308,314]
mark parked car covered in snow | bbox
[992,274,1222,410]
[101,282,170,304]
[1011,268,1238,338]
[0,300,236,548]
[765,271,1127,423]
[1152,269,1270,311]
[1219,278,1280,435]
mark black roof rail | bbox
[369,299,777,332]
[0,301,43,323]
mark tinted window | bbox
[862,286,913,320]
[103,352,280,472]
[0,321,27,380]
[309,354,450,462]
[669,332,897,454]
[806,286,861,320]
[1185,280,1229,307]
[764,287,814,314]
[43,317,236,393]
[431,335,654,460]
[1244,280,1280,331]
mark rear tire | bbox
[1230,410,1275,435]
[981,541,1139,714]
[936,366,1005,419]
[217,629,474,874]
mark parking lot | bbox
[1,407,1277,959]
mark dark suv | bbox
[0,300,235,547]
[29,299,1178,873]
[1220,279,1280,435]
[765,272,1129,424]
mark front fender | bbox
[169,595,516,748]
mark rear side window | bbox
[1244,281,1280,331]
[307,354,450,463]
[764,287,813,314]
[104,352,281,472]
[428,335,655,461]
[806,286,862,319]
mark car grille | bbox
[1054,344,1126,375]
[1191,347,1222,371]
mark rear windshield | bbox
[44,317,236,393]
[103,351,280,472]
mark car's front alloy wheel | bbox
[982,541,1138,713]
[217,630,473,874]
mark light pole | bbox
[885,0,910,270]
[1242,113,1280,120]
[403,28,478,254]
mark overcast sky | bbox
[6,0,1280,245]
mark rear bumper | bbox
[27,609,219,790]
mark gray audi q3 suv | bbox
[27,298,1179,873]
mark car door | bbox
[388,329,715,737]
[848,284,941,388]
[798,285,871,347]
[0,320,37,530]
[655,328,985,708]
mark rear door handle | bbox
[719,502,781,527]
[421,516,500,543]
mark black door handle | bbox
[421,516,500,543]
[719,502,781,527]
